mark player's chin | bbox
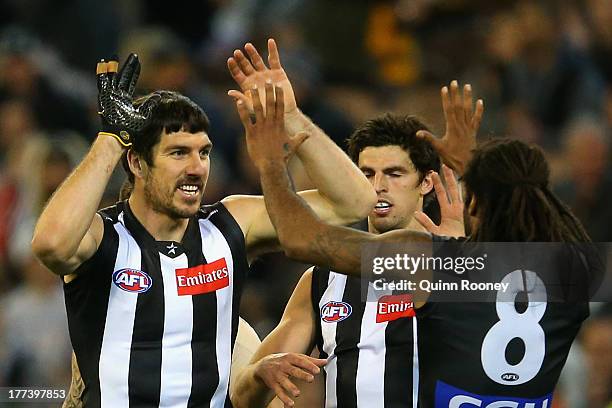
[372,218,397,234]
[172,197,201,218]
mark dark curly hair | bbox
[463,138,591,242]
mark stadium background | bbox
[0,0,610,406]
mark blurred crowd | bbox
[0,0,610,406]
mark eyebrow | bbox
[360,165,409,173]
[164,142,213,152]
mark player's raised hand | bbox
[414,165,465,238]
[416,80,483,176]
[254,352,327,407]
[227,39,298,118]
[97,54,159,147]
[235,81,309,168]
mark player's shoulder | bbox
[219,195,261,219]
[97,201,126,223]
[198,201,227,220]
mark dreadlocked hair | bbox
[463,138,591,242]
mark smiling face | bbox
[140,130,212,219]
[359,145,432,234]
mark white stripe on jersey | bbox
[356,283,391,408]
[159,252,193,408]
[99,213,141,408]
[320,273,348,408]
[199,219,234,408]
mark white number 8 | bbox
[481,270,547,385]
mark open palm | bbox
[414,165,465,238]
[227,39,298,117]
[417,81,483,176]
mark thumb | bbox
[289,131,310,151]
[227,89,254,112]
[416,130,444,152]
[414,211,437,234]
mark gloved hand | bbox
[96,54,158,147]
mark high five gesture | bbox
[417,80,484,176]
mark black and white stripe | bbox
[313,268,418,408]
[64,202,247,408]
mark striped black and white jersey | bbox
[312,267,418,408]
[63,201,248,408]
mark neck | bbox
[128,192,189,242]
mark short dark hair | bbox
[347,114,441,220]
[347,114,441,184]
[463,138,591,242]
[122,90,210,183]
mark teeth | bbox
[179,185,199,195]
[375,202,390,209]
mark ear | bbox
[127,149,145,179]
[419,171,434,196]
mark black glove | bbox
[96,54,159,147]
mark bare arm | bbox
[226,39,376,254]
[231,268,324,408]
[257,161,429,277]
[31,136,123,275]
[223,188,368,259]
[32,55,156,275]
[233,83,430,276]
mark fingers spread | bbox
[275,85,284,120]
[442,164,460,204]
[265,81,275,119]
[270,383,295,407]
[245,42,267,71]
[268,38,282,69]
[471,99,484,131]
[251,86,264,121]
[227,57,247,84]
[414,211,437,234]
[96,60,108,75]
[432,172,450,208]
[227,89,254,112]
[450,80,463,124]
[416,130,444,153]
[233,49,255,76]
[289,355,323,375]
[96,60,109,92]
[278,376,300,398]
[235,100,253,130]
[463,83,473,123]
[441,86,455,125]
[286,366,315,383]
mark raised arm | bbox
[231,268,325,408]
[32,54,157,275]
[225,39,376,255]
[416,80,484,176]
[233,83,429,276]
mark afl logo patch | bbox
[501,373,519,382]
[321,301,352,323]
[113,268,152,293]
